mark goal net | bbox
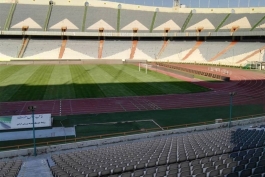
[139,63,152,74]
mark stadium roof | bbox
[104,0,265,8]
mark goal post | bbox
[139,62,148,74]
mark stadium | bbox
[1,0,265,176]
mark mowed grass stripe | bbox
[43,65,75,100]
[113,65,189,94]
[127,65,209,93]
[82,65,137,97]
[69,65,105,98]
[0,65,13,72]
[9,65,55,101]
[98,65,165,96]
[0,66,41,102]
[0,66,25,83]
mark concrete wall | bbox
[0,116,264,159]
[0,59,125,65]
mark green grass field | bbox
[0,64,209,102]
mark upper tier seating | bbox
[85,7,117,32]
[0,3,11,30]
[153,12,189,33]
[186,13,227,32]
[120,9,153,32]
[48,5,84,31]
[10,4,48,31]
[1,3,265,32]
[219,13,265,32]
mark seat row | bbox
[0,160,23,177]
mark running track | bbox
[0,64,265,116]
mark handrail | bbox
[44,5,53,31]
[117,8,121,32]
[1,113,264,151]
[4,2,17,30]
[149,11,157,33]
[82,5,88,32]
[181,10,193,32]
[251,14,265,31]
[215,13,230,32]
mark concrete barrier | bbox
[0,59,148,65]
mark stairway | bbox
[130,40,138,59]
[18,37,30,58]
[98,40,104,59]
[58,38,67,59]
[44,4,53,31]
[82,5,88,32]
[156,40,169,59]
[4,2,17,30]
[236,46,265,64]
[182,41,203,61]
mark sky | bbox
[104,0,265,8]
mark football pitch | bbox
[0,64,209,102]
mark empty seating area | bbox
[216,42,265,63]
[186,13,227,32]
[219,14,265,32]
[48,6,84,31]
[0,160,23,177]
[0,3,11,30]
[136,41,164,59]
[0,39,22,58]
[10,4,48,31]
[102,40,131,59]
[0,2,265,33]
[65,39,99,59]
[23,39,61,59]
[120,10,153,32]
[153,13,189,33]
[86,7,117,32]
[159,41,196,60]
[49,128,265,177]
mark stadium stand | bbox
[0,39,22,58]
[49,127,265,177]
[102,40,132,59]
[0,3,11,31]
[219,13,265,32]
[85,7,117,32]
[48,5,84,31]
[253,17,265,31]
[185,13,228,32]
[120,9,154,32]
[136,40,164,60]
[153,12,189,33]
[10,4,48,31]
[63,39,99,59]
[23,38,62,59]
[0,160,23,177]
[215,42,265,63]
[159,41,197,61]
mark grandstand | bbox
[1,0,265,177]
[0,0,265,65]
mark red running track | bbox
[0,64,265,116]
